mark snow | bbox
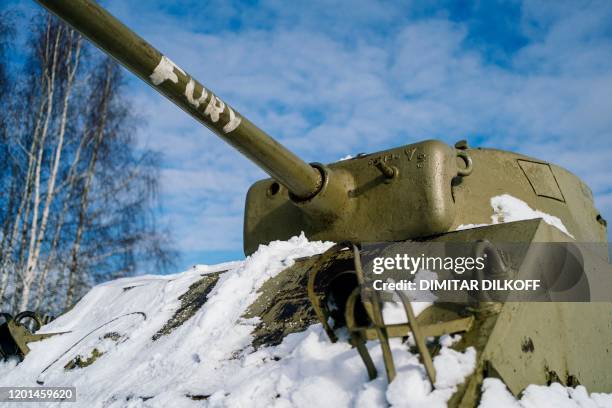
[457,194,574,238]
[479,379,612,408]
[0,234,476,407]
[1,231,609,407]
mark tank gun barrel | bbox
[36,0,323,199]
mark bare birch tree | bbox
[0,13,175,315]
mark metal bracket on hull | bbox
[0,311,66,360]
[306,242,474,386]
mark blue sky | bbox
[4,0,612,271]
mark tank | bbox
[4,0,610,406]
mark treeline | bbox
[0,13,175,315]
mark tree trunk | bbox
[65,62,112,308]
[25,33,81,311]
[16,22,62,311]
